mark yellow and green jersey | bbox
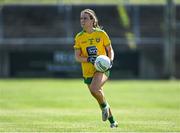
[74,28,111,78]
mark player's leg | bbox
[88,72,107,105]
[87,72,118,127]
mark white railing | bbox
[0,37,166,45]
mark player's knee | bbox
[89,85,101,96]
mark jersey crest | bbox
[96,38,100,43]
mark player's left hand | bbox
[110,61,113,68]
[107,61,113,71]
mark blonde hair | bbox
[81,9,102,29]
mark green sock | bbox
[108,116,115,124]
[100,102,107,108]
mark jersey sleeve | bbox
[73,36,81,50]
[102,31,111,47]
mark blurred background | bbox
[0,0,179,79]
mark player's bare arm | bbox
[105,45,114,61]
[75,49,88,63]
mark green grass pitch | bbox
[0,79,179,132]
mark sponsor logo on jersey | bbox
[86,46,97,56]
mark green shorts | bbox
[83,70,110,84]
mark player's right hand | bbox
[87,56,97,64]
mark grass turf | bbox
[0,79,180,132]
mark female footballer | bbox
[73,9,118,128]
